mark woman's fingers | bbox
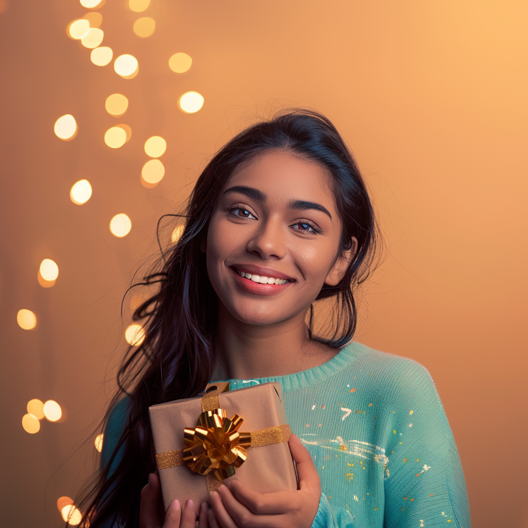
[163,499,182,528]
[198,501,210,528]
[224,480,292,515]
[288,434,321,495]
[140,473,164,528]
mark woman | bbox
[77,109,470,527]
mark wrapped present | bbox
[148,381,298,517]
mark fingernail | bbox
[201,502,208,512]
[171,499,180,511]
[185,498,194,509]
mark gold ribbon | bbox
[155,382,291,491]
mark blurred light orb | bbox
[179,91,204,114]
[105,93,128,117]
[27,399,45,420]
[169,52,192,73]
[81,27,104,49]
[114,54,138,78]
[141,159,165,184]
[104,126,127,149]
[61,505,82,525]
[70,179,92,205]
[133,17,155,38]
[83,12,102,28]
[129,0,150,12]
[110,214,132,237]
[81,0,104,7]
[57,497,74,513]
[54,114,77,140]
[22,413,40,434]
[17,309,37,330]
[68,19,90,40]
[95,433,104,452]
[125,323,145,346]
[91,46,113,66]
[171,225,184,244]
[44,400,62,422]
[118,124,132,143]
[144,136,166,158]
[40,259,59,281]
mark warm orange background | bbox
[1,1,527,526]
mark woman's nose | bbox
[245,218,286,259]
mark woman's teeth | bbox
[235,268,290,285]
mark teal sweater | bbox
[101,341,471,527]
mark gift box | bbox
[148,381,298,517]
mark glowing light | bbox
[169,52,192,73]
[141,159,165,184]
[144,136,166,158]
[110,214,132,237]
[17,309,37,330]
[54,114,77,140]
[104,126,127,149]
[94,433,104,452]
[133,17,155,38]
[27,399,45,420]
[81,27,104,49]
[105,94,128,117]
[83,12,102,28]
[80,0,104,7]
[68,19,90,40]
[129,0,150,12]
[119,124,132,143]
[91,46,113,66]
[114,54,138,78]
[40,259,59,281]
[70,179,92,205]
[171,225,184,244]
[125,324,145,346]
[179,91,204,114]
[22,413,40,434]
[57,497,74,513]
[61,505,82,525]
[43,400,62,422]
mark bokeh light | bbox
[80,0,104,7]
[22,414,40,434]
[110,214,132,237]
[171,225,184,244]
[179,91,204,114]
[141,159,165,185]
[68,19,90,40]
[104,126,127,149]
[129,0,150,12]
[61,505,82,525]
[27,399,45,420]
[114,54,139,78]
[118,124,133,143]
[105,94,128,117]
[57,497,74,513]
[17,309,37,330]
[125,324,145,346]
[133,17,155,38]
[54,114,77,140]
[43,400,62,422]
[40,259,59,281]
[91,46,113,66]
[70,179,92,205]
[81,27,104,49]
[94,433,104,452]
[144,136,166,158]
[83,12,102,28]
[169,52,192,73]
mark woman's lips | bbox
[230,266,294,296]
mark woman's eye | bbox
[292,221,320,234]
[229,206,255,219]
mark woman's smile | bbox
[230,265,295,296]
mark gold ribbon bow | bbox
[155,382,291,491]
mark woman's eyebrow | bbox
[222,185,333,220]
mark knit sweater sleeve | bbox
[382,360,471,528]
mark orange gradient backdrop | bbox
[1,1,527,526]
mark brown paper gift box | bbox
[148,381,298,517]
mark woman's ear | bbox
[324,237,358,287]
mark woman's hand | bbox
[140,472,210,528]
[207,434,321,528]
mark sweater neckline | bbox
[209,340,361,392]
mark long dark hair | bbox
[76,108,382,527]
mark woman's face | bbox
[202,149,357,326]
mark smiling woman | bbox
[75,109,470,528]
